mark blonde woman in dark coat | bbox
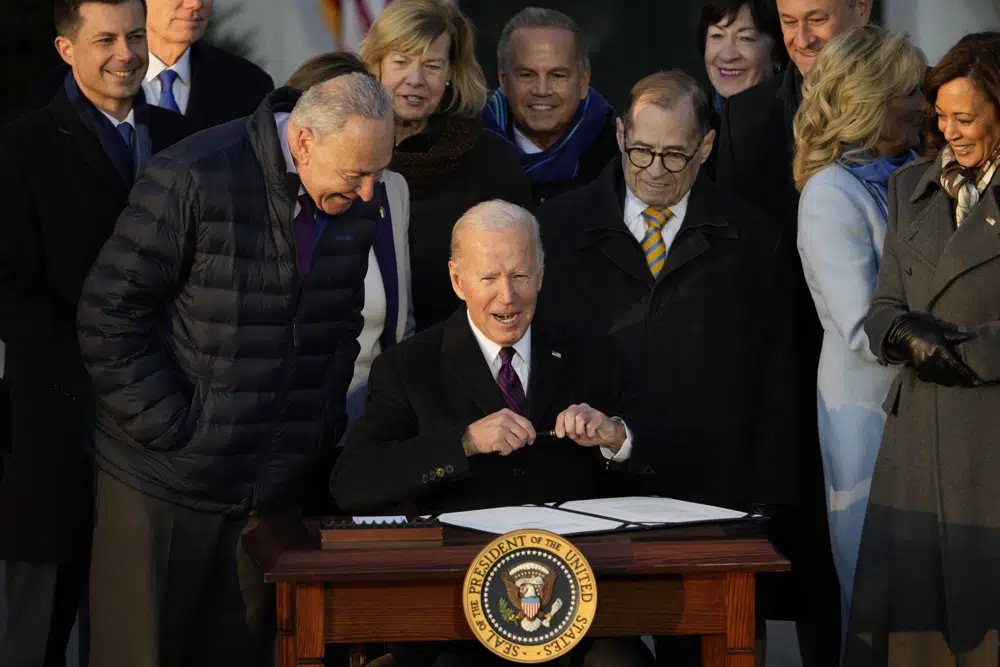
[845,32,1000,667]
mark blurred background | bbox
[6,0,1000,121]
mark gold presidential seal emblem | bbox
[463,530,598,663]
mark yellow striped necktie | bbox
[641,206,673,278]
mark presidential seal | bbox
[462,530,597,663]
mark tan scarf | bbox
[940,141,1000,226]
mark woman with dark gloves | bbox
[359,0,533,331]
[845,32,1000,667]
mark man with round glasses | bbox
[537,69,800,663]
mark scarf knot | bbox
[482,87,613,194]
[940,141,1000,226]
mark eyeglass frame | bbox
[623,132,707,173]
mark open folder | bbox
[436,496,758,537]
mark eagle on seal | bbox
[503,562,564,632]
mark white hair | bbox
[450,200,545,269]
[288,72,392,139]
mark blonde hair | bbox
[792,26,927,191]
[358,0,487,118]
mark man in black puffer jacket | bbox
[77,74,394,666]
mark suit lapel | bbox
[929,185,1000,305]
[441,310,508,416]
[657,179,735,283]
[50,89,128,197]
[525,328,563,426]
[581,162,655,291]
[185,41,209,127]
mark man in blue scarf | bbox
[483,7,618,205]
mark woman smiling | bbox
[360,0,532,332]
[845,32,1000,667]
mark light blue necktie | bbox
[157,69,181,113]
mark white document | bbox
[437,505,624,536]
[352,515,409,525]
[559,497,748,525]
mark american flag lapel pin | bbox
[551,351,562,359]
[988,217,996,227]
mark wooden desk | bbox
[252,521,789,667]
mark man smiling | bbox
[77,72,393,665]
[483,8,618,204]
[538,71,800,663]
[0,1,189,664]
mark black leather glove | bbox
[884,312,980,387]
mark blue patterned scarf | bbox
[482,87,613,188]
[839,149,916,220]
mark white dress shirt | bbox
[623,185,691,252]
[142,49,192,114]
[274,112,308,212]
[513,127,544,155]
[465,312,631,461]
[97,108,136,129]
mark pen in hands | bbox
[461,404,626,458]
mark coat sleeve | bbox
[76,163,197,451]
[330,350,471,513]
[864,174,910,363]
[751,225,802,506]
[0,141,72,346]
[797,173,881,363]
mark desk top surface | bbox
[250,519,790,584]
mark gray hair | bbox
[288,72,392,140]
[623,70,713,138]
[497,7,589,74]
[450,200,545,269]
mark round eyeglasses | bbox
[624,135,704,173]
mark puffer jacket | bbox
[77,88,376,514]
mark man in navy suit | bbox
[0,1,189,665]
[141,0,274,129]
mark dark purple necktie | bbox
[295,193,316,279]
[497,347,526,416]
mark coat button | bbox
[512,467,525,477]
[445,465,455,474]
[421,474,429,484]
[905,267,913,276]
[436,467,445,477]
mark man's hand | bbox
[462,409,537,457]
[554,403,626,449]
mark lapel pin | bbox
[988,217,996,227]
[551,351,562,359]
[379,206,385,219]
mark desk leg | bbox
[701,573,755,667]
[277,582,326,667]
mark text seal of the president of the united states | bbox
[462,529,598,663]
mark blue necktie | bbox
[157,69,181,113]
[116,121,135,174]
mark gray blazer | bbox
[846,154,1000,666]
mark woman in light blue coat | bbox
[791,25,927,629]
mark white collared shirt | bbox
[467,311,532,390]
[97,108,136,129]
[274,112,307,214]
[465,311,631,461]
[143,49,192,114]
[623,186,691,253]
[513,126,544,155]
